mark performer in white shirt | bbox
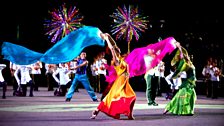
[154,61,165,96]
[209,61,221,99]
[202,58,213,97]
[96,52,107,95]
[30,61,42,91]
[90,57,99,93]
[14,64,34,97]
[165,66,187,100]
[45,63,57,91]
[52,63,71,96]
[10,62,18,96]
[0,64,7,99]
[144,49,159,106]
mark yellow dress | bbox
[97,58,136,119]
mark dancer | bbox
[144,54,160,106]
[125,37,181,106]
[0,63,7,99]
[125,37,181,78]
[96,52,107,94]
[209,60,221,99]
[14,64,34,97]
[163,47,197,115]
[90,33,136,120]
[52,63,71,96]
[30,61,43,91]
[90,56,99,93]
[96,52,108,100]
[65,52,98,102]
[45,63,57,91]
[97,37,181,109]
[10,62,18,96]
[202,58,212,97]
[165,66,187,100]
[156,61,165,96]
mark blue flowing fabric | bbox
[1,42,43,65]
[1,26,105,65]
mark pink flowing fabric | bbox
[105,37,177,83]
[125,37,177,77]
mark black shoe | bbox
[166,95,172,100]
[157,94,162,96]
[54,90,58,96]
[165,95,169,100]
[34,88,39,91]
[29,94,34,97]
[152,102,158,106]
[148,102,153,106]
[48,88,54,91]
[15,91,23,96]
[2,96,6,99]
[148,102,158,106]
[93,99,98,102]
[65,98,71,102]
[163,110,168,115]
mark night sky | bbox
[1,0,224,76]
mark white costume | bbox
[52,63,71,96]
[69,60,77,75]
[0,64,7,99]
[31,61,42,74]
[96,57,107,93]
[14,64,34,97]
[30,61,43,91]
[52,63,71,85]
[0,64,6,82]
[165,71,187,90]
[96,58,107,76]
[14,65,32,85]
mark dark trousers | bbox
[54,85,67,96]
[211,81,219,98]
[99,74,107,93]
[17,81,34,96]
[46,73,56,91]
[11,72,18,95]
[205,80,212,97]
[31,74,42,91]
[91,75,99,93]
[145,74,158,104]
[0,81,7,98]
[156,77,162,96]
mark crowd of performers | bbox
[0,25,222,120]
[202,57,223,99]
[4,54,105,98]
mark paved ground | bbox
[0,86,224,126]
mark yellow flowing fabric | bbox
[97,58,136,119]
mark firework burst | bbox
[110,5,148,53]
[44,4,84,43]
